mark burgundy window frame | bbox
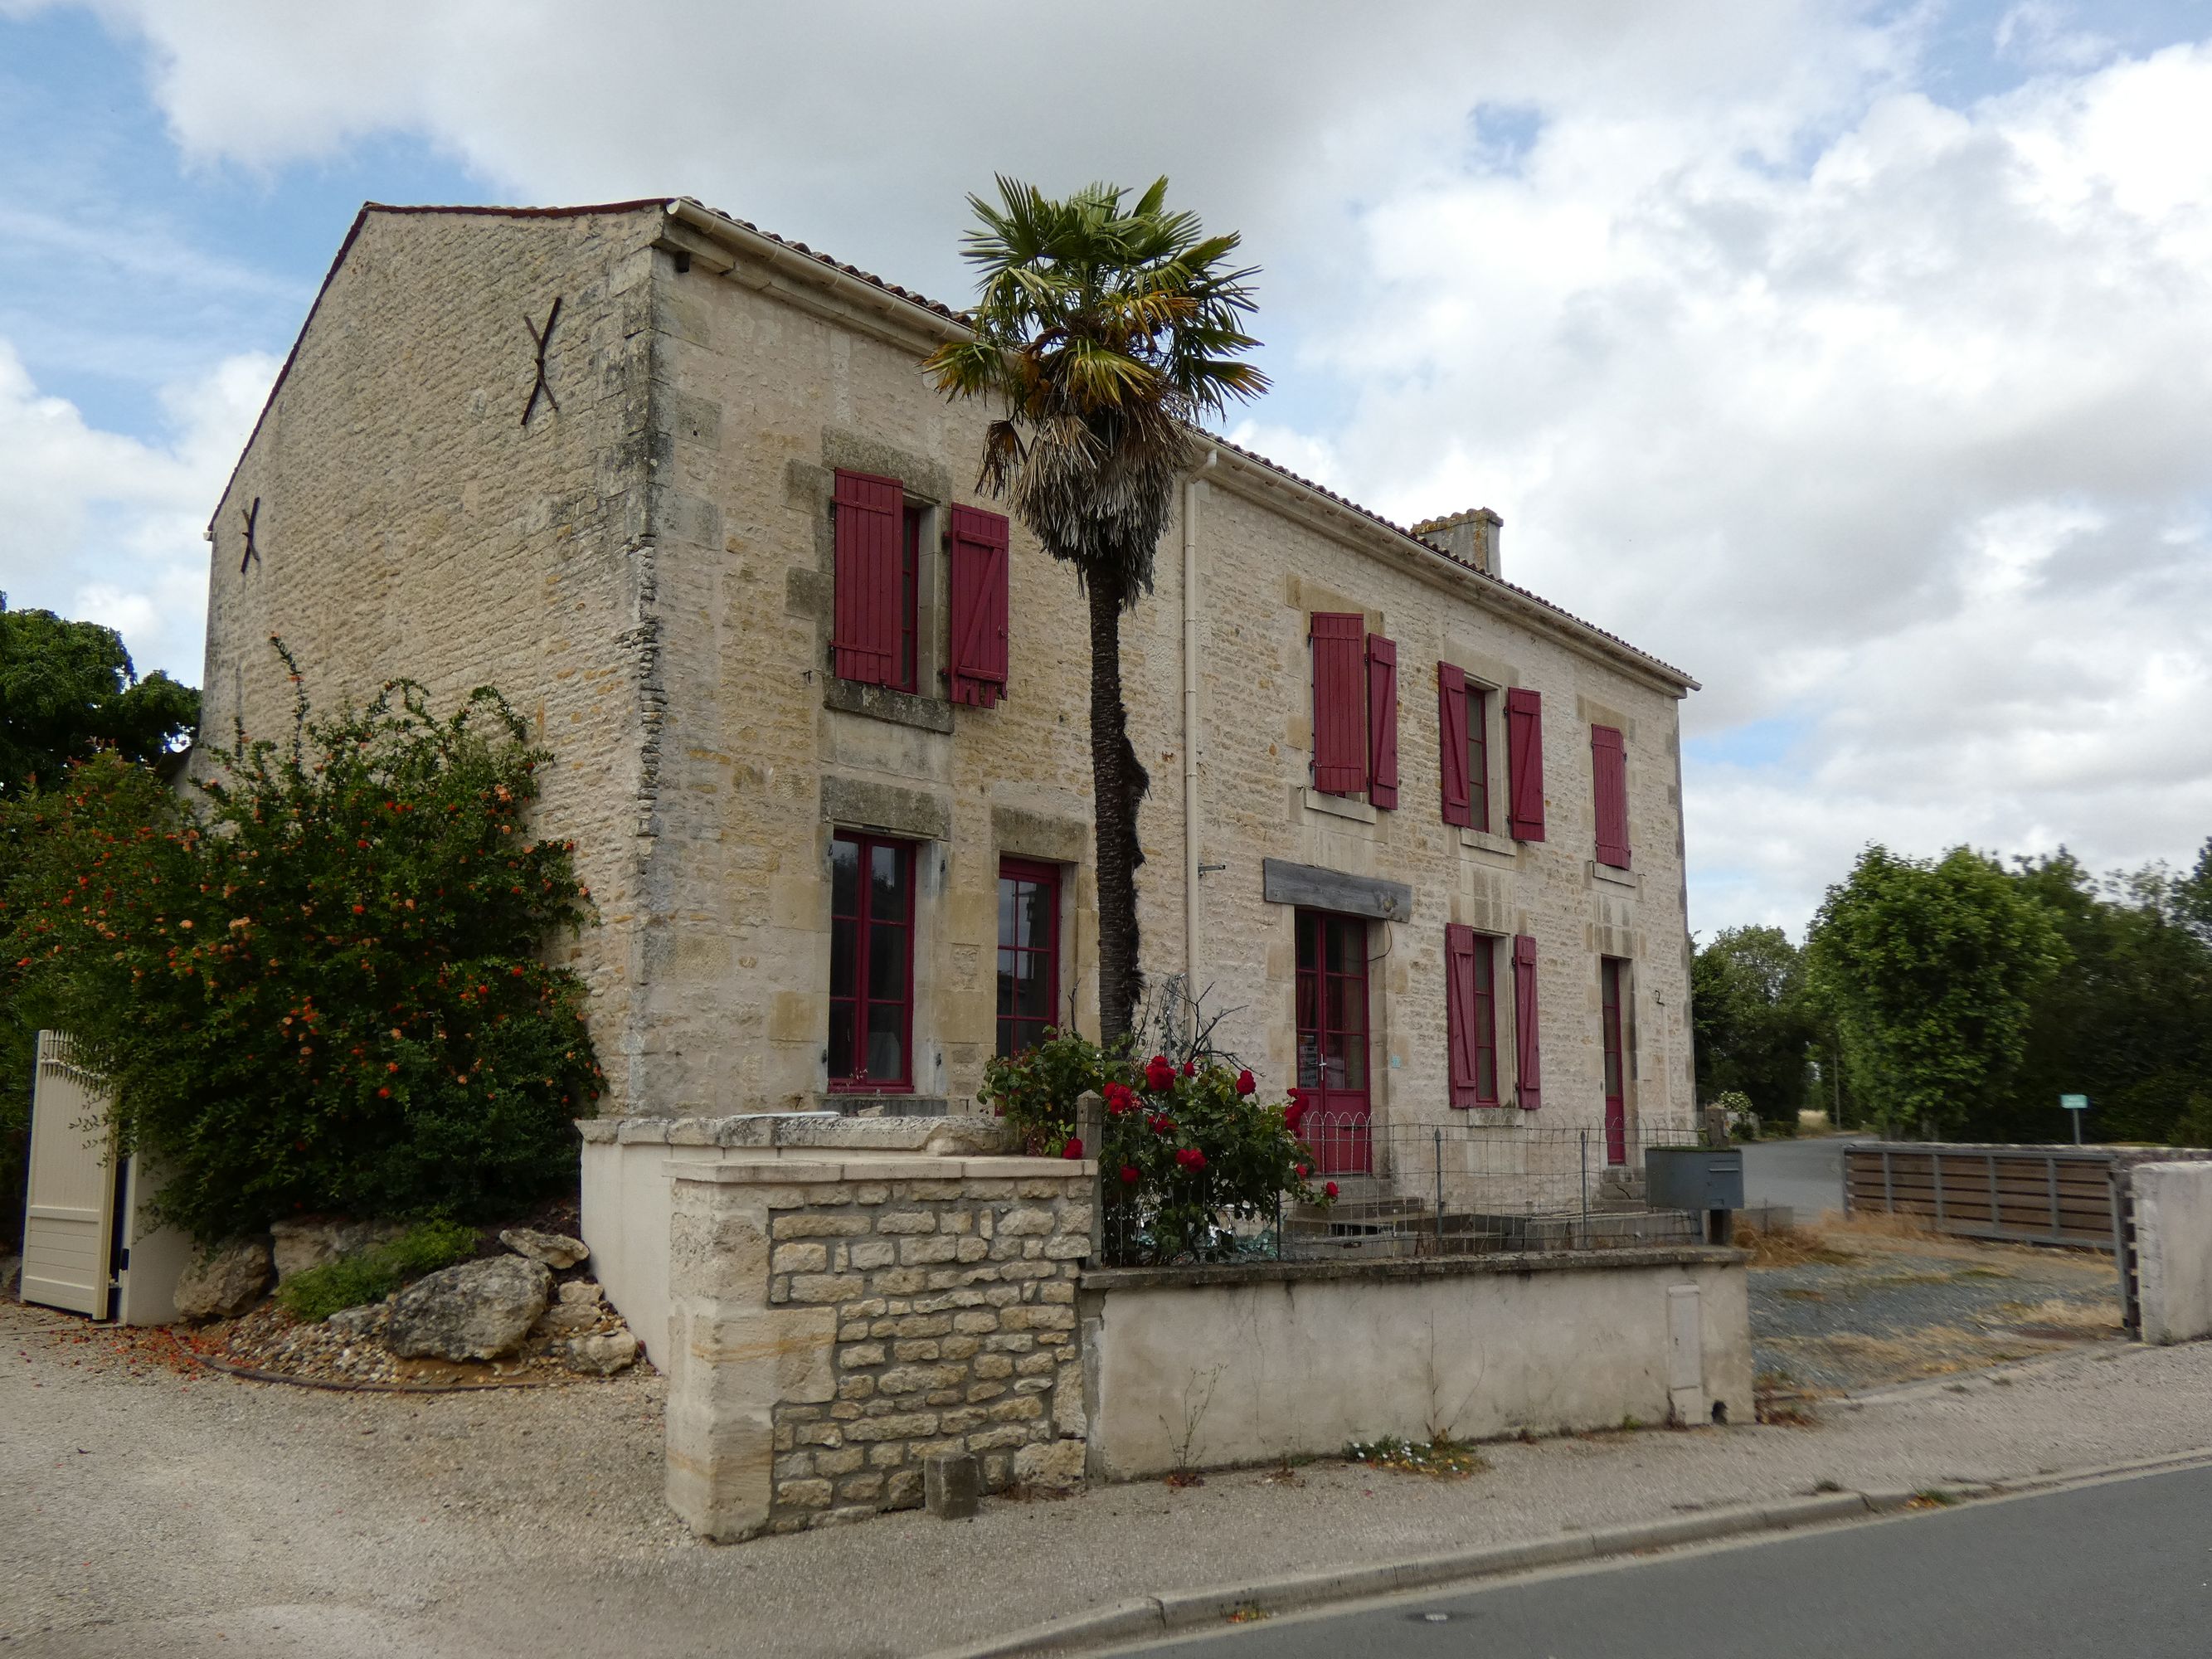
[995,857,1060,1058]
[1467,684,1490,834]
[828,831,915,1092]
[1295,908,1372,1174]
[1601,956,1628,1165]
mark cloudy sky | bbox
[3,0,2210,937]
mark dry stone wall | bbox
[664,1141,1092,1540]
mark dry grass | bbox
[1734,1222,1854,1267]
[1985,1297,2123,1336]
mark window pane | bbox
[996,949,1018,1019]
[831,837,859,918]
[1473,937,1493,994]
[868,925,907,1002]
[997,878,1016,951]
[1324,918,1357,975]
[1326,973,1364,1035]
[870,844,907,922]
[1476,1046,1496,1098]
[865,1002,906,1083]
[1018,879,1051,950]
[1296,971,1319,1034]
[1296,1034,1323,1090]
[1014,950,1049,1019]
[1296,912,1317,973]
[827,1001,856,1081]
[830,919,857,1000]
[1326,1029,1368,1090]
[1604,1045,1622,1099]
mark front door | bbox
[1296,909,1371,1174]
[1601,956,1627,1165]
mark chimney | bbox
[1412,508,1503,579]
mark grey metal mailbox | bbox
[1645,1146,1745,1213]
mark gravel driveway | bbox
[1749,1228,2124,1394]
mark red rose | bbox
[1062,1137,1084,1160]
[1103,1082,1136,1114]
[1181,1059,1196,1077]
[1284,1102,1306,1131]
[1150,1115,1177,1136]
[1144,1055,1177,1092]
[1174,1147,1207,1171]
[1296,1163,1310,1178]
[1120,1165,1140,1185]
[1236,1069,1257,1096]
[1325,1180,1339,1199]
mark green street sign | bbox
[2059,1094,2089,1112]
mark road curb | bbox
[922,1452,2212,1659]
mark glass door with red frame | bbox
[1296,909,1372,1174]
[829,832,914,1092]
[1601,956,1628,1165]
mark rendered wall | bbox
[2132,1161,2212,1345]
[1079,1253,1753,1480]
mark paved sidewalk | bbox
[6,1301,2210,1659]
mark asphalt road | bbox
[1740,1135,1860,1216]
[1130,1462,2212,1658]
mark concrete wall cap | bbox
[1082,1245,1743,1292]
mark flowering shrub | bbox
[0,645,603,1241]
[979,1027,1327,1264]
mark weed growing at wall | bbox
[0,644,604,1241]
[980,1027,1325,1264]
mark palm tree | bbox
[926,177,1267,1046]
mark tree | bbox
[0,649,603,1241]
[1806,844,2065,1136]
[0,601,198,796]
[924,177,1268,1044]
[1691,925,1816,1126]
[1989,851,2212,1144]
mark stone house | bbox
[199,197,1699,1194]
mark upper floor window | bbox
[1592,724,1630,868]
[1310,613,1398,808]
[1437,665,1493,833]
[833,468,1010,703]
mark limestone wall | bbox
[198,203,667,1113]
[659,1125,1092,1540]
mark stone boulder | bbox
[563,1330,639,1375]
[270,1218,405,1282]
[386,1256,551,1361]
[175,1236,274,1322]
[498,1227,587,1269]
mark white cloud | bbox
[16,0,2212,932]
[0,339,275,679]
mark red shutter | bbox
[1505,687,1546,841]
[1513,933,1543,1111]
[832,469,902,685]
[947,505,1010,708]
[1446,923,1481,1108]
[1437,663,1471,827]
[1592,724,1630,868]
[1366,634,1398,809]
[1310,613,1366,795]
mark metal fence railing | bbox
[1272,1113,1709,1262]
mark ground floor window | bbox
[996,858,1059,1058]
[1601,956,1628,1165]
[829,831,914,1090]
[1296,908,1371,1173]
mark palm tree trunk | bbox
[1087,572,1149,1045]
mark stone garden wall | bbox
[649,1119,1092,1540]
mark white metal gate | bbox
[21,1031,119,1316]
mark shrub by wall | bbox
[0,647,604,1241]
